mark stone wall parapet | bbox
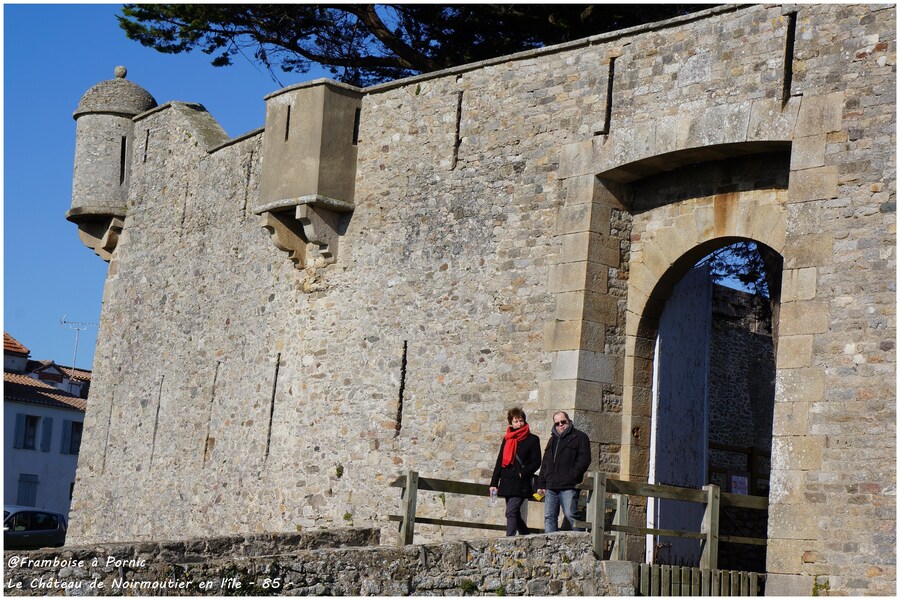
[4,530,634,596]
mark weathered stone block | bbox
[773,400,811,437]
[787,166,839,203]
[563,174,600,206]
[780,301,830,336]
[765,573,816,596]
[747,96,800,141]
[555,290,619,324]
[768,503,820,539]
[794,92,844,137]
[772,435,824,471]
[781,267,817,302]
[538,379,578,412]
[622,355,653,389]
[790,134,827,170]
[776,335,814,369]
[559,140,595,179]
[543,319,605,353]
[768,468,809,505]
[556,202,611,235]
[654,114,679,156]
[767,539,815,576]
[625,384,652,419]
[633,119,657,159]
[551,350,617,384]
[776,367,825,403]
[559,231,619,266]
[783,233,834,268]
[577,410,623,444]
[550,261,609,294]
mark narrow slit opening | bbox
[352,108,361,145]
[264,353,281,461]
[119,136,127,185]
[284,105,292,142]
[149,376,164,471]
[596,57,617,136]
[395,341,408,437]
[782,12,798,105]
[451,92,464,170]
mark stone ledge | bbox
[4,531,636,597]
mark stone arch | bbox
[619,189,787,482]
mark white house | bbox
[27,360,91,399]
[3,333,87,517]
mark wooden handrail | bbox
[390,469,769,567]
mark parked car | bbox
[3,505,67,549]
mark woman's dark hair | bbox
[507,407,526,424]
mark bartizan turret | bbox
[254,79,363,266]
[67,66,157,261]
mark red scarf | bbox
[501,424,531,468]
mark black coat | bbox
[490,432,541,498]
[536,425,591,490]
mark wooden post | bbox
[589,471,607,558]
[612,493,628,560]
[398,470,419,546]
[700,484,720,570]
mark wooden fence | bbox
[389,470,768,595]
[635,563,763,596]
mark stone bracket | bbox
[260,210,307,268]
[66,208,126,262]
[257,195,354,267]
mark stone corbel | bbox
[256,196,354,267]
[259,210,307,268]
[66,207,126,262]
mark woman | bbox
[489,407,541,536]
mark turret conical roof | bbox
[73,66,157,119]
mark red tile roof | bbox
[3,372,86,412]
[4,332,29,356]
[58,365,92,382]
[26,360,92,382]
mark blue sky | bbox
[4,4,326,369]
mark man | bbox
[536,411,592,532]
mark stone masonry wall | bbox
[707,284,775,484]
[66,4,894,596]
[4,530,636,596]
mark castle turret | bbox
[67,66,157,261]
[254,79,363,266]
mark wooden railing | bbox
[387,472,516,544]
[388,470,767,569]
[581,472,768,570]
[388,471,767,595]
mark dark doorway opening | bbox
[649,241,778,573]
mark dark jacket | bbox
[490,432,541,498]
[536,424,591,490]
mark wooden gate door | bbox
[648,266,713,565]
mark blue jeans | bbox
[544,488,581,532]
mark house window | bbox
[17,474,38,506]
[22,415,39,449]
[61,420,83,455]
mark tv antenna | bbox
[60,315,97,374]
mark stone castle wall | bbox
[707,284,775,481]
[4,530,636,596]
[67,4,894,595]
